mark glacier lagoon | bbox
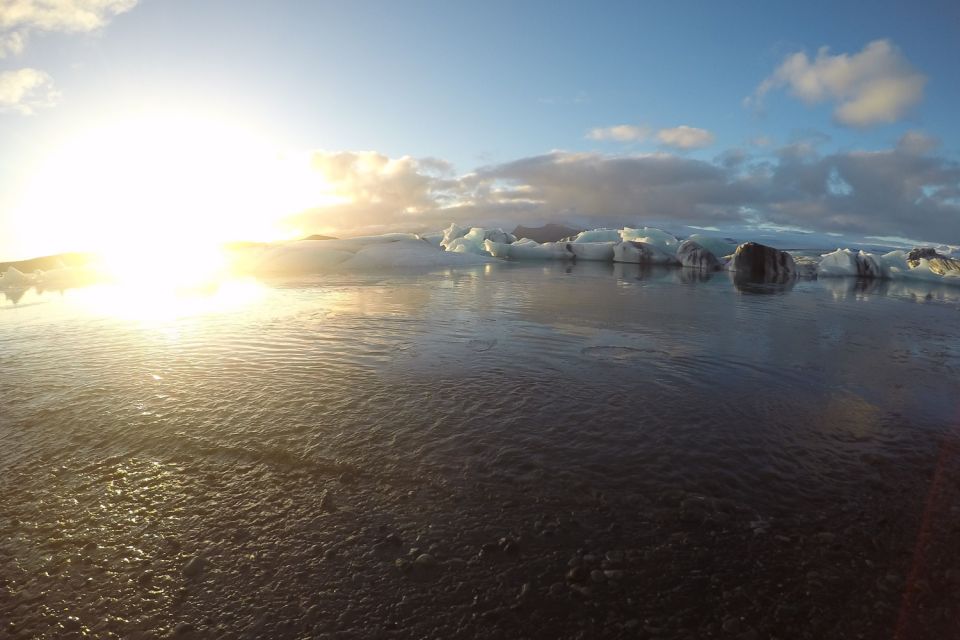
[2,261,960,639]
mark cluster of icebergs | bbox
[2,223,959,294]
[431,223,960,285]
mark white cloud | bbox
[656,125,715,149]
[0,1,139,115]
[0,30,26,57]
[586,124,650,142]
[0,0,138,34]
[587,124,715,149]
[0,67,59,114]
[749,39,926,127]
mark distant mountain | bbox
[0,252,93,273]
[302,234,339,241]
[512,224,582,243]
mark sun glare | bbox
[13,112,338,286]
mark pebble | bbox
[171,621,195,636]
[590,570,605,583]
[549,582,565,596]
[566,566,589,584]
[414,553,437,567]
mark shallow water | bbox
[2,262,960,639]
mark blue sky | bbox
[1,0,959,259]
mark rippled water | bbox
[2,262,960,638]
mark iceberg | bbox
[484,239,573,260]
[818,249,886,279]
[445,237,489,255]
[676,240,721,271]
[727,242,797,281]
[685,234,737,259]
[620,227,679,252]
[340,239,493,270]
[571,229,622,243]
[440,223,470,248]
[613,241,679,265]
[0,266,36,288]
[881,250,960,282]
[566,241,617,261]
[248,241,354,275]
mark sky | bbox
[1,0,959,260]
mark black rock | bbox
[730,242,796,281]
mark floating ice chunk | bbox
[445,236,490,255]
[321,233,421,253]
[340,239,493,270]
[420,232,444,247]
[35,265,99,289]
[906,248,960,277]
[613,241,679,265]
[572,229,622,243]
[0,266,36,288]
[463,227,516,245]
[441,223,470,248]
[567,241,616,261]
[252,241,354,274]
[882,250,960,283]
[818,249,886,279]
[793,256,820,279]
[686,234,736,259]
[484,239,572,260]
[727,242,796,281]
[620,227,679,253]
[676,240,721,270]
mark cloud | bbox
[0,2,138,114]
[587,124,715,149]
[586,124,650,142]
[896,130,939,155]
[0,0,138,34]
[285,144,960,244]
[656,125,715,149]
[0,67,59,113]
[748,39,926,127]
[0,30,26,57]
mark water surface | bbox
[2,263,959,639]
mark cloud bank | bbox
[749,39,926,127]
[286,140,960,245]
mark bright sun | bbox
[14,111,337,287]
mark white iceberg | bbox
[340,239,493,270]
[249,241,354,275]
[685,234,737,259]
[0,266,36,288]
[567,241,616,261]
[818,248,886,279]
[620,227,679,252]
[483,239,573,260]
[571,229,621,243]
[613,241,678,265]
